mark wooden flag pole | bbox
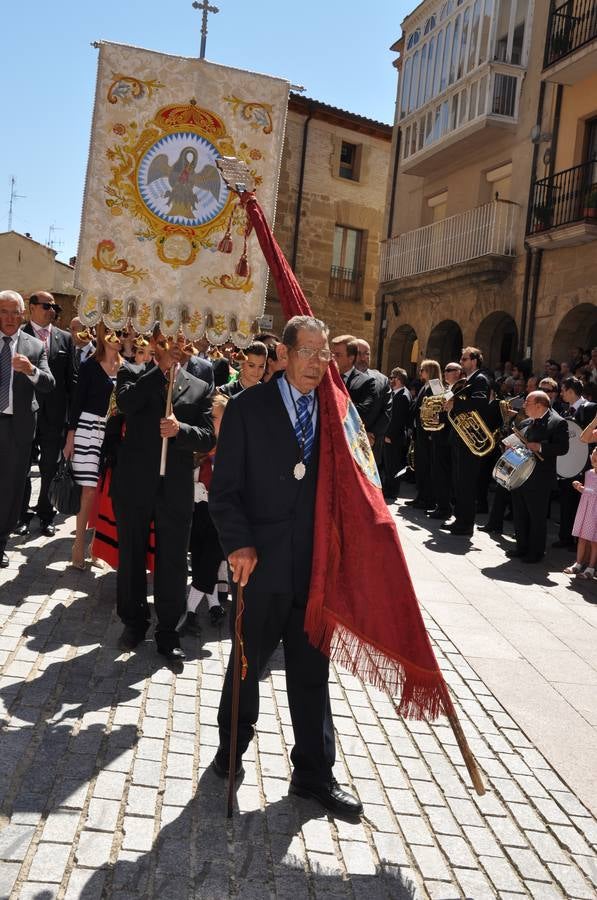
[159,364,176,477]
[442,692,485,795]
[227,583,245,818]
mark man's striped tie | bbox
[295,394,314,464]
[0,336,12,412]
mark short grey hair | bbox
[0,290,25,312]
[282,315,329,348]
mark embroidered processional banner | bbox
[75,42,289,346]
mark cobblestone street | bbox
[0,484,596,899]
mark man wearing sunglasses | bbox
[16,291,75,537]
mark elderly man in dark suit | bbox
[507,390,569,563]
[209,315,362,819]
[111,330,215,664]
[0,291,55,567]
[17,290,75,537]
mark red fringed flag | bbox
[243,193,454,722]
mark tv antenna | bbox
[8,176,26,231]
[47,224,64,251]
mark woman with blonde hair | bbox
[405,358,442,510]
[64,324,124,568]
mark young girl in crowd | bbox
[182,393,229,635]
[564,447,597,579]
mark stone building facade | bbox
[0,231,79,325]
[377,0,597,375]
[267,94,392,341]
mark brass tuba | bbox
[448,409,496,457]
[420,395,446,431]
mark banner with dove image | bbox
[75,41,289,346]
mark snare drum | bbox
[493,446,536,491]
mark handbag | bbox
[49,457,82,516]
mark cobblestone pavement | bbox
[0,498,596,898]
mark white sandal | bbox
[580,567,595,579]
[563,562,583,575]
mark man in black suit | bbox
[553,376,596,550]
[17,291,75,537]
[382,367,412,500]
[0,291,55,567]
[209,315,362,819]
[355,338,393,464]
[185,350,214,391]
[111,331,215,663]
[70,316,95,373]
[330,335,378,431]
[507,391,569,563]
[445,347,491,536]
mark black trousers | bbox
[452,441,481,527]
[112,484,192,648]
[487,484,511,529]
[21,423,64,523]
[430,435,452,512]
[217,586,335,787]
[414,429,434,506]
[190,501,224,593]
[382,438,406,498]
[512,487,549,558]
[0,417,31,547]
[558,477,580,545]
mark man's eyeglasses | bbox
[460,355,471,361]
[445,368,460,373]
[294,347,332,362]
[30,301,58,311]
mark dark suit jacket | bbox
[111,363,215,513]
[12,332,55,445]
[344,368,378,431]
[386,387,413,445]
[518,409,569,491]
[452,370,491,417]
[362,368,393,440]
[209,378,319,599]
[186,354,214,391]
[22,323,74,433]
[574,401,597,429]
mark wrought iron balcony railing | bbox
[527,158,597,235]
[329,266,363,301]
[544,0,597,68]
[380,200,518,284]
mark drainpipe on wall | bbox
[526,247,543,360]
[376,129,402,370]
[520,80,547,359]
[291,104,312,271]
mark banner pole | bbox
[160,364,175,477]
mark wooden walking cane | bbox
[227,583,247,818]
[159,363,176,477]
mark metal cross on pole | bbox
[192,0,219,59]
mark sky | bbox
[1,0,409,265]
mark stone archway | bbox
[426,320,463,367]
[387,323,418,375]
[475,312,518,371]
[552,303,597,362]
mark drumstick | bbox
[513,426,544,462]
[160,364,176,477]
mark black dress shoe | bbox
[478,524,502,535]
[40,522,56,537]
[289,778,363,818]
[118,626,146,651]
[211,751,244,779]
[13,521,30,537]
[505,548,525,558]
[448,524,474,536]
[427,507,451,520]
[178,611,202,637]
[209,605,226,626]
[0,552,8,568]
[404,498,427,509]
[157,645,186,663]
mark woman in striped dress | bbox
[64,324,123,568]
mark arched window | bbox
[424,15,437,34]
[434,29,445,95]
[407,28,421,50]
[417,43,428,108]
[449,14,461,84]
[441,22,452,92]
[425,36,436,102]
